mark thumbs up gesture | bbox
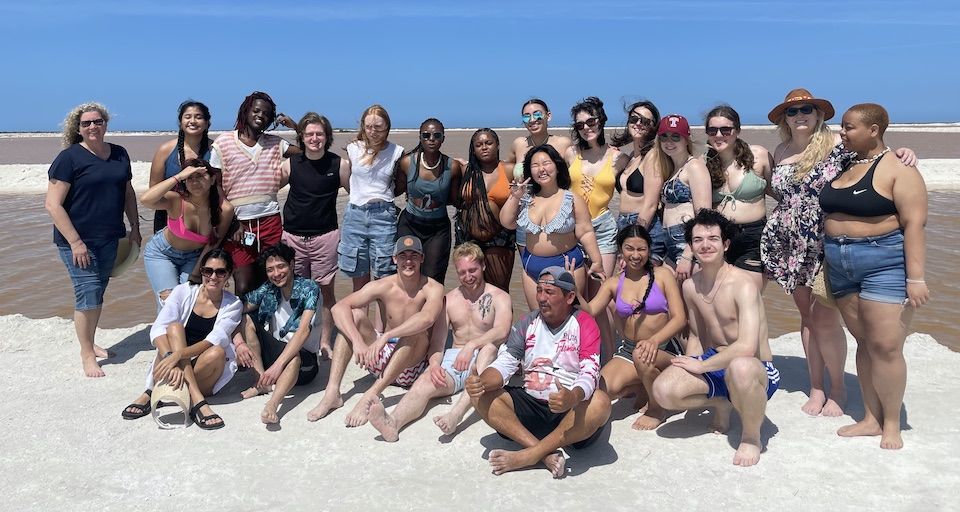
[548,378,575,413]
[465,366,486,399]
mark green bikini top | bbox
[714,169,766,207]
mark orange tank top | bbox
[486,162,511,207]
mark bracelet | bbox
[906,278,925,284]
[163,351,174,358]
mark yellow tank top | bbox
[569,151,616,219]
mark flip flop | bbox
[121,389,152,420]
[190,400,225,430]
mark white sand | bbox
[2,158,956,195]
[0,313,954,511]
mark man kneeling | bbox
[368,242,513,441]
[652,209,780,467]
[466,266,611,478]
[239,243,321,424]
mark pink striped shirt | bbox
[212,131,284,218]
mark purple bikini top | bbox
[615,272,668,317]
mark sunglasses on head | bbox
[574,117,599,131]
[785,105,816,117]
[521,111,545,124]
[420,132,444,141]
[80,119,105,127]
[658,133,683,143]
[200,266,229,278]
[628,114,655,128]
[705,126,735,136]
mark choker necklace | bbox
[529,134,549,147]
[420,151,441,171]
[850,146,891,165]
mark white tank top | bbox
[346,141,404,206]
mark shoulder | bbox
[652,265,674,281]
[686,158,709,173]
[295,275,319,291]
[157,139,178,155]
[213,132,233,144]
[749,144,769,160]
[564,145,578,161]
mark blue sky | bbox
[1,1,958,131]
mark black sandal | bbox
[190,400,225,430]
[121,389,152,420]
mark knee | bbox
[158,289,172,302]
[166,322,185,336]
[726,357,764,390]
[651,374,679,409]
[587,390,612,422]
[198,345,226,367]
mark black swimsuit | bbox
[819,157,897,217]
[615,167,645,194]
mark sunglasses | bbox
[521,111,545,124]
[420,132,444,141]
[80,119,105,127]
[785,105,816,117]
[658,133,683,143]
[200,266,229,278]
[628,114,655,128]
[705,126,735,136]
[574,117,599,131]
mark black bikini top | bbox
[615,167,645,194]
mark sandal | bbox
[121,389,152,420]
[190,400,225,430]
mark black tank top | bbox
[819,157,897,217]
[283,152,342,235]
[184,310,217,346]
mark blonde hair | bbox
[356,104,391,166]
[648,135,697,182]
[777,111,834,180]
[452,242,485,264]
[61,102,110,148]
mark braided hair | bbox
[615,224,657,316]
[234,91,276,139]
[175,100,211,167]
[458,128,502,242]
[704,105,754,189]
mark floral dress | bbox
[760,144,852,293]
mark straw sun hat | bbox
[150,381,192,429]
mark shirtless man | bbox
[306,236,444,427]
[466,266,610,478]
[367,243,513,441]
[652,209,780,467]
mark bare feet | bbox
[631,410,665,431]
[93,344,113,359]
[82,355,105,378]
[837,419,882,437]
[306,393,344,422]
[542,451,566,479]
[318,343,333,361]
[345,394,377,427]
[488,448,537,476]
[241,386,271,400]
[801,389,827,416]
[433,409,467,435]
[733,438,762,467]
[261,400,280,424]
[710,402,733,434]
[820,398,845,417]
[880,421,904,450]
[368,402,399,442]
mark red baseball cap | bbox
[657,114,690,138]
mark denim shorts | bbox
[143,232,201,307]
[663,222,688,265]
[57,238,119,311]
[824,230,906,304]
[338,202,398,278]
[616,213,666,263]
[592,210,618,255]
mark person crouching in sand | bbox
[466,266,611,478]
[652,209,780,466]
[307,236,444,426]
[367,242,513,441]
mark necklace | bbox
[420,151,441,171]
[529,134,549,147]
[850,146,891,165]
[697,264,729,304]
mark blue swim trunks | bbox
[694,348,779,401]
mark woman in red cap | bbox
[760,88,916,418]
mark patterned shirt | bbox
[245,276,319,340]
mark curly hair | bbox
[570,96,608,150]
[704,105,754,189]
[234,91,276,139]
[61,102,110,148]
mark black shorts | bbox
[501,387,603,450]
[614,336,683,361]
[726,218,765,273]
[256,324,319,386]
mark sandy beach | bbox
[0,314,954,510]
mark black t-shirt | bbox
[282,152,342,235]
[48,143,132,246]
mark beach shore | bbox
[0,313,953,510]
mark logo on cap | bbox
[404,238,413,247]
[669,116,679,127]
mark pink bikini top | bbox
[167,198,211,244]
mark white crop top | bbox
[346,141,404,206]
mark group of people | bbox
[46,87,929,474]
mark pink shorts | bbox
[281,229,339,286]
[370,342,428,388]
[223,213,283,268]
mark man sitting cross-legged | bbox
[367,242,513,441]
[237,243,321,424]
[306,235,445,427]
[466,266,611,478]
[652,209,780,467]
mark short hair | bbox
[257,243,295,268]
[61,102,110,148]
[200,248,235,273]
[847,103,890,137]
[684,209,738,245]
[297,112,334,151]
[570,96,608,150]
[522,144,571,193]
[452,242,484,263]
